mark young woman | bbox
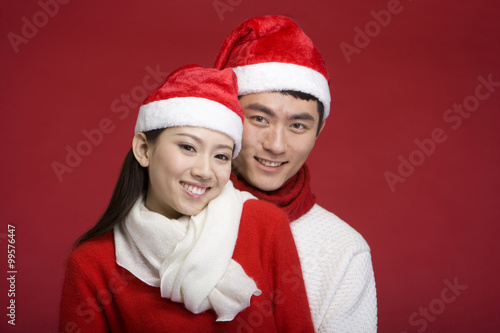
[59,65,314,333]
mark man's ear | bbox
[132,133,151,168]
[317,120,326,138]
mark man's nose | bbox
[262,127,287,155]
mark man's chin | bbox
[247,174,285,192]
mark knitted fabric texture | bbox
[60,200,316,332]
[230,164,316,222]
[290,205,377,332]
[114,181,260,321]
[231,165,378,331]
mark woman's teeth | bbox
[182,183,208,195]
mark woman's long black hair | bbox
[75,129,164,247]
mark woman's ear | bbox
[132,133,151,168]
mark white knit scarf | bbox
[114,181,261,321]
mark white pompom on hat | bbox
[135,64,244,157]
[214,15,331,120]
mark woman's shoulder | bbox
[61,231,130,296]
[68,231,115,266]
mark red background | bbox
[1,0,499,332]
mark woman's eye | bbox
[180,144,195,152]
[215,154,230,161]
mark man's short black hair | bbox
[280,90,324,136]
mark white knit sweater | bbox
[290,204,377,332]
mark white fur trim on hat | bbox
[135,97,243,157]
[232,62,331,119]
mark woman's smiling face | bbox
[137,126,234,219]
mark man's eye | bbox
[252,116,267,123]
[292,123,306,130]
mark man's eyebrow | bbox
[290,113,315,122]
[244,103,276,117]
[244,103,315,122]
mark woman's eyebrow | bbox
[175,133,233,151]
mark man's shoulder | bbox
[291,204,370,254]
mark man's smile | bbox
[255,157,287,168]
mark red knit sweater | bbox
[59,199,314,333]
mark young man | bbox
[215,16,377,332]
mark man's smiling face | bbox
[233,92,324,191]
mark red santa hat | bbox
[214,15,331,120]
[135,65,244,157]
